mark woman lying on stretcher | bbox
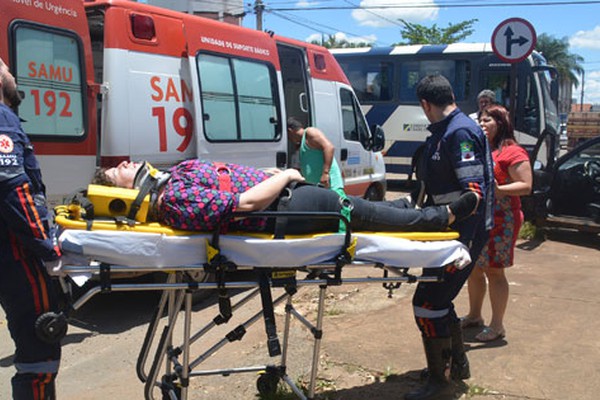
[93,159,480,235]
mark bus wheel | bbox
[364,185,383,201]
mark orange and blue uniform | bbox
[0,103,61,400]
[413,108,494,338]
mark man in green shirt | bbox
[286,117,344,190]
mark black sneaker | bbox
[449,192,480,222]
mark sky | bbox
[239,0,600,106]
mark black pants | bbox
[276,185,449,235]
[412,225,488,338]
[0,236,61,400]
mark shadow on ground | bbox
[320,370,468,400]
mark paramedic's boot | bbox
[405,337,453,400]
[449,320,470,380]
[420,321,469,381]
[13,372,57,399]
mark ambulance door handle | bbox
[299,92,308,113]
[276,152,287,168]
[341,149,348,161]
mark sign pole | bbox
[509,63,517,125]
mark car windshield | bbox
[562,141,600,169]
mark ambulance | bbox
[0,0,386,205]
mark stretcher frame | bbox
[56,209,463,400]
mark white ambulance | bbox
[0,0,386,204]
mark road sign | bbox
[491,18,537,63]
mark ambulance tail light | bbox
[131,14,156,41]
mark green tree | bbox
[535,33,584,88]
[395,19,477,45]
[310,34,371,49]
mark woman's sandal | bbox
[460,316,484,329]
[475,326,506,342]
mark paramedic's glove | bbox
[44,258,64,277]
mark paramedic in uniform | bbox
[0,57,63,399]
[406,75,494,400]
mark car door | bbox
[535,136,600,232]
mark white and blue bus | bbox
[332,43,560,178]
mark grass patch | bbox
[518,221,542,240]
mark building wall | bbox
[142,0,245,25]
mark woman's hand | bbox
[283,168,305,183]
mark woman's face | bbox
[479,113,498,143]
[105,161,142,188]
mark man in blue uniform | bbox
[406,75,494,400]
[0,57,63,399]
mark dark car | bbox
[525,135,600,233]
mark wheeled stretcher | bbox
[50,198,470,400]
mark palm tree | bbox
[536,34,584,86]
[535,33,584,114]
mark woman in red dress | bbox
[461,104,532,342]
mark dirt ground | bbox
[1,185,599,400]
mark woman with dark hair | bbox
[461,104,532,342]
[94,159,480,235]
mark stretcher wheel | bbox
[256,372,279,396]
[35,312,68,343]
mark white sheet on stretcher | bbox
[58,229,471,270]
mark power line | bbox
[268,0,600,12]
[269,9,381,42]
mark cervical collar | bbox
[127,161,171,222]
[133,161,171,190]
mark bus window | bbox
[338,61,392,102]
[481,72,509,107]
[340,88,369,145]
[399,60,469,102]
[13,24,86,139]
[197,53,279,142]
[521,74,540,136]
[482,71,540,136]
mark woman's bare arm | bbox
[496,160,532,198]
[237,169,305,212]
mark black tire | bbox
[256,373,279,396]
[364,184,383,201]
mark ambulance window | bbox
[13,25,86,139]
[340,88,368,144]
[197,53,278,142]
[198,55,237,140]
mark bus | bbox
[332,43,560,178]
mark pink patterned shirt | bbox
[158,159,270,232]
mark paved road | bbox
[1,188,599,399]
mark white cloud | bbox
[305,32,377,45]
[295,0,319,7]
[351,0,438,28]
[582,70,600,105]
[570,26,600,50]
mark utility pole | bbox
[580,69,585,112]
[254,0,264,31]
